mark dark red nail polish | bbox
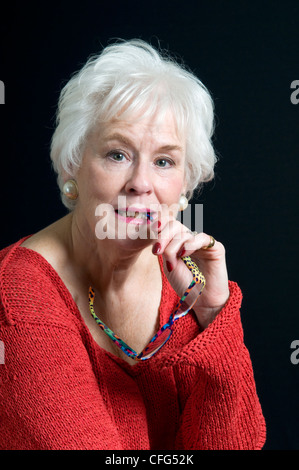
[152,242,161,254]
[166,261,173,272]
[177,246,186,258]
[152,220,161,231]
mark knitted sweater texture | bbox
[0,238,266,450]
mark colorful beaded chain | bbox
[88,255,205,360]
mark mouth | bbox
[115,208,155,224]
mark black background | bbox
[0,0,298,450]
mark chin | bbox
[94,214,154,249]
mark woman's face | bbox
[74,111,186,247]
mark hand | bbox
[152,219,230,329]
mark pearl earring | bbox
[179,195,188,211]
[62,179,79,200]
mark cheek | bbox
[78,161,121,203]
[155,174,185,204]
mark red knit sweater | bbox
[0,238,266,450]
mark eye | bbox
[108,152,126,162]
[155,158,174,168]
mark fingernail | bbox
[177,246,186,258]
[152,242,161,255]
[166,261,173,272]
[152,220,161,231]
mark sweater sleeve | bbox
[159,281,266,450]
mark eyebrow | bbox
[104,132,183,153]
[104,133,133,147]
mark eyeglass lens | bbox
[139,327,173,359]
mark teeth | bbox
[137,213,148,219]
[117,210,127,217]
[117,210,149,219]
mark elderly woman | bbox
[0,40,266,450]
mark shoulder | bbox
[0,237,79,330]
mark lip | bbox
[115,207,156,225]
[118,206,155,213]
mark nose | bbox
[124,161,154,195]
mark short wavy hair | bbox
[50,39,217,210]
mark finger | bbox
[153,223,195,271]
[152,219,178,255]
[183,232,217,253]
[149,204,178,243]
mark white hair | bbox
[50,39,217,210]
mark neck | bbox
[66,211,157,297]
